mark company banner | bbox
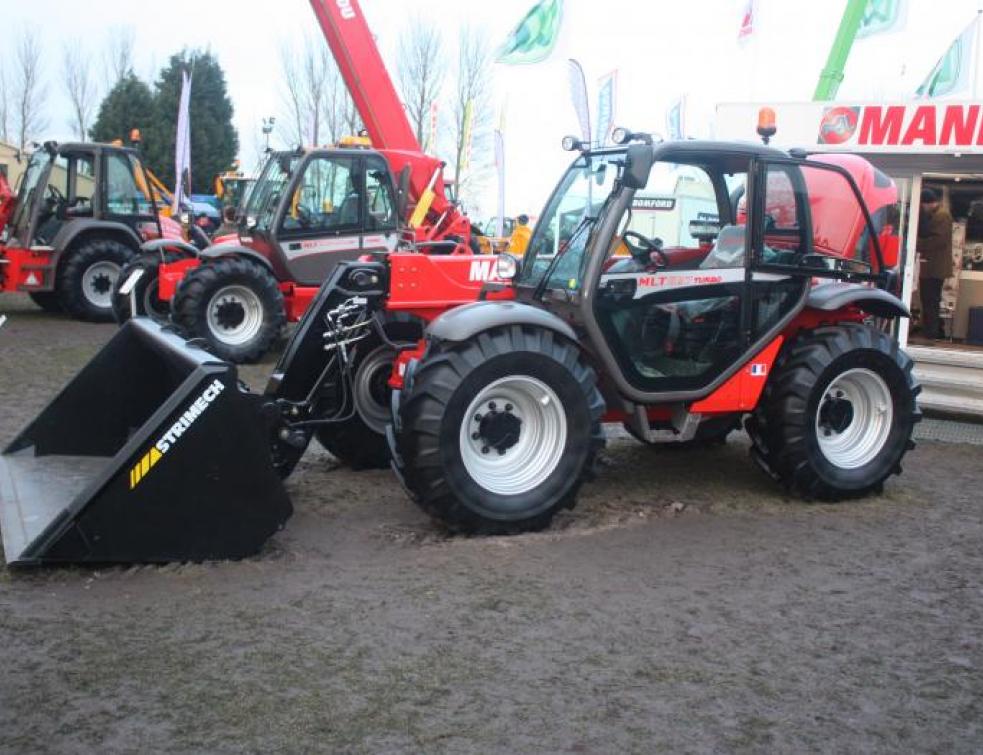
[716,101,983,154]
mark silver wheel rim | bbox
[82,261,120,309]
[354,345,396,434]
[206,285,264,346]
[816,368,893,469]
[459,375,567,496]
[141,277,170,321]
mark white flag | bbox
[595,70,617,146]
[917,15,980,98]
[567,59,591,145]
[173,70,192,213]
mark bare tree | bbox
[62,41,97,140]
[0,61,10,144]
[13,27,47,152]
[104,25,135,84]
[449,26,492,206]
[396,17,444,147]
[279,34,358,147]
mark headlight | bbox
[495,253,519,280]
[561,135,581,152]
[611,127,631,145]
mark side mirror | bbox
[623,144,654,189]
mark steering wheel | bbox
[623,230,669,267]
[46,184,66,203]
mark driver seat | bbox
[699,224,745,269]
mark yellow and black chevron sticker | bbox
[127,378,226,491]
[129,447,163,489]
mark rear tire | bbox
[747,324,920,500]
[395,325,605,534]
[171,257,285,363]
[28,291,63,313]
[57,238,134,322]
[111,251,183,323]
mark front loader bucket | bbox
[0,319,292,565]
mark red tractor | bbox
[0,129,921,564]
[0,141,180,321]
[112,0,485,363]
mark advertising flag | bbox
[916,14,980,98]
[567,59,591,145]
[738,0,754,42]
[497,0,563,65]
[666,96,686,141]
[595,70,617,146]
[857,0,907,39]
[173,70,192,213]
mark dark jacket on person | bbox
[917,207,954,279]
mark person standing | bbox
[508,214,532,255]
[917,188,953,340]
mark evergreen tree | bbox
[89,73,154,145]
[145,50,238,193]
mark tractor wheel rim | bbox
[816,367,893,469]
[142,277,169,321]
[354,345,397,434]
[82,261,121,309]
[459,375,567,496]
[206,285,264,346]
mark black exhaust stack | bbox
[0,319,292,565]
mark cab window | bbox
[364,157,395,231]
[282,157,360,234]
[104,152,154,216]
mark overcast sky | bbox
[4,0,983,218]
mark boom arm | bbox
[308,0,466,241]
[309,0,419,153]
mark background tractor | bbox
[0,141,178,321]
[112,0,486,365]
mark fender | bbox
[807,281,910,319]
[426,300,577,343]
[52,219,142,253]
[197,244,274,272]
[139,238,199,257]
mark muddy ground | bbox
[0,294,981,754]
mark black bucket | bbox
[0,319,292,565]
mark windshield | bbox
[9,149,53,241]
[246,153,300,232]
[518,150,624,291]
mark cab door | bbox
[592,158,753,394]
[275,154,398,285]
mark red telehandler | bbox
[0,116,920,564]
[114,0,489,364]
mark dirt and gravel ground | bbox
[0,294,981,754]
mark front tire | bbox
[57,238,133,322]
[316,324,420,470]
[171,257,285,363]
[395,325,605,534]
[111,251,183,323]
[28,291,63,314]
[747,324,920,500]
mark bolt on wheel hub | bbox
[472,402,522,455]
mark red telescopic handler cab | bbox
[0,117,919,560]
[112,0,495,365]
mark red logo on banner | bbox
[818,107,860,144]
